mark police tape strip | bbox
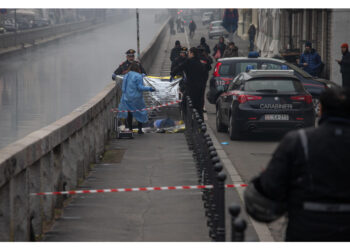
[111,100,182,113]
[30,184,248,196]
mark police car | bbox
[207,57,337,115]
[215,70,316,140]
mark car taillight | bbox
[290,95,313,104]
[213,62,222,77]
[237,95,262,104]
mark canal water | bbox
[0,9,165,149]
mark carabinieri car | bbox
[207,57,337,115]
[216,70,316,140]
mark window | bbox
[219,63,232,76]
[235,62,258,74]
[260,63,284,70]
[244,78,304,92]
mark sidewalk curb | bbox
[203,113,275,242]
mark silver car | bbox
[208,21,229,39]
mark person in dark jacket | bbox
[113,49,146,77]
[189,20,196,38]
[246,86,350,241]
[199,37,210,54]
[248,24,256,51]
[222,41,239,58]
[171,46,188,76]
[298,41,322,77]
[213,36,227,61]
[171,47,206,117]
[336,43,350,89]
[197,46,213,112]
[170,40,182,67]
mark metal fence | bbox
[182,95,247,242]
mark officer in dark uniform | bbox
[171,47,188,76]
[245,87,350,241]
[112,49,146,79]
[171,47,206,118]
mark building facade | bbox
[243,9,350,85]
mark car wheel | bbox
[229,113,241,140]
[216,107,227,132]
[312,97,320,117]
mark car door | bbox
[222,75,242,122]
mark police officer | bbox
[171,47,206,118]
[244,87,350,241]
[170,40,182,65]
[171,46,188,75]
[112,49,146,78]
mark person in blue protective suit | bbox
[298,41,322,77]
[117,62,155,134]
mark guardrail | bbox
[0,16,170,241]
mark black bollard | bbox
[229,203,241,241]
[233,218,247,242]
[216,171,226,241]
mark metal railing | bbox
[182,95,247,242]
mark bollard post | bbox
[216,171,226,241]
[233,218,247,242]
[229,203,241,241]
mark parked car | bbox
[3,19,17,32]
[32,18,50,28]
[208,21,229,39]
[202,12,213,25]
[207,57,337,115]
[216,70,316,140]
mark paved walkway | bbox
[42,18,262,242]
[43,26,210,242]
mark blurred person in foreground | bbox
[245,86,350,241]
[117,62,155,134]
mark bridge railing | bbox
[182,95,248,242]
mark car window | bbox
[260,63,284,70]
[244,78,304,92]
[219,63,233,76]
[236,62,258,74]
[212,22,222,27]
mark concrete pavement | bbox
[41,16,272,242]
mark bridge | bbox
[0,13,281,242]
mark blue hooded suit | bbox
[117,71,153,123]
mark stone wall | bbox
[0,16,169,242]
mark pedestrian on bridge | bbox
[113,49,146,77]
[336,43,350,89]
[213,36,227,61]
[171,47,206,118]
[189,20,197,39]
[222,41,239,58]
[244,86,350,241]
[199,37,210,54]
[170,40,182,68]
[117,62,155,134]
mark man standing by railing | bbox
[171,47,206,118]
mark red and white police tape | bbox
[30,184,248,196]
[111,100,182,113]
